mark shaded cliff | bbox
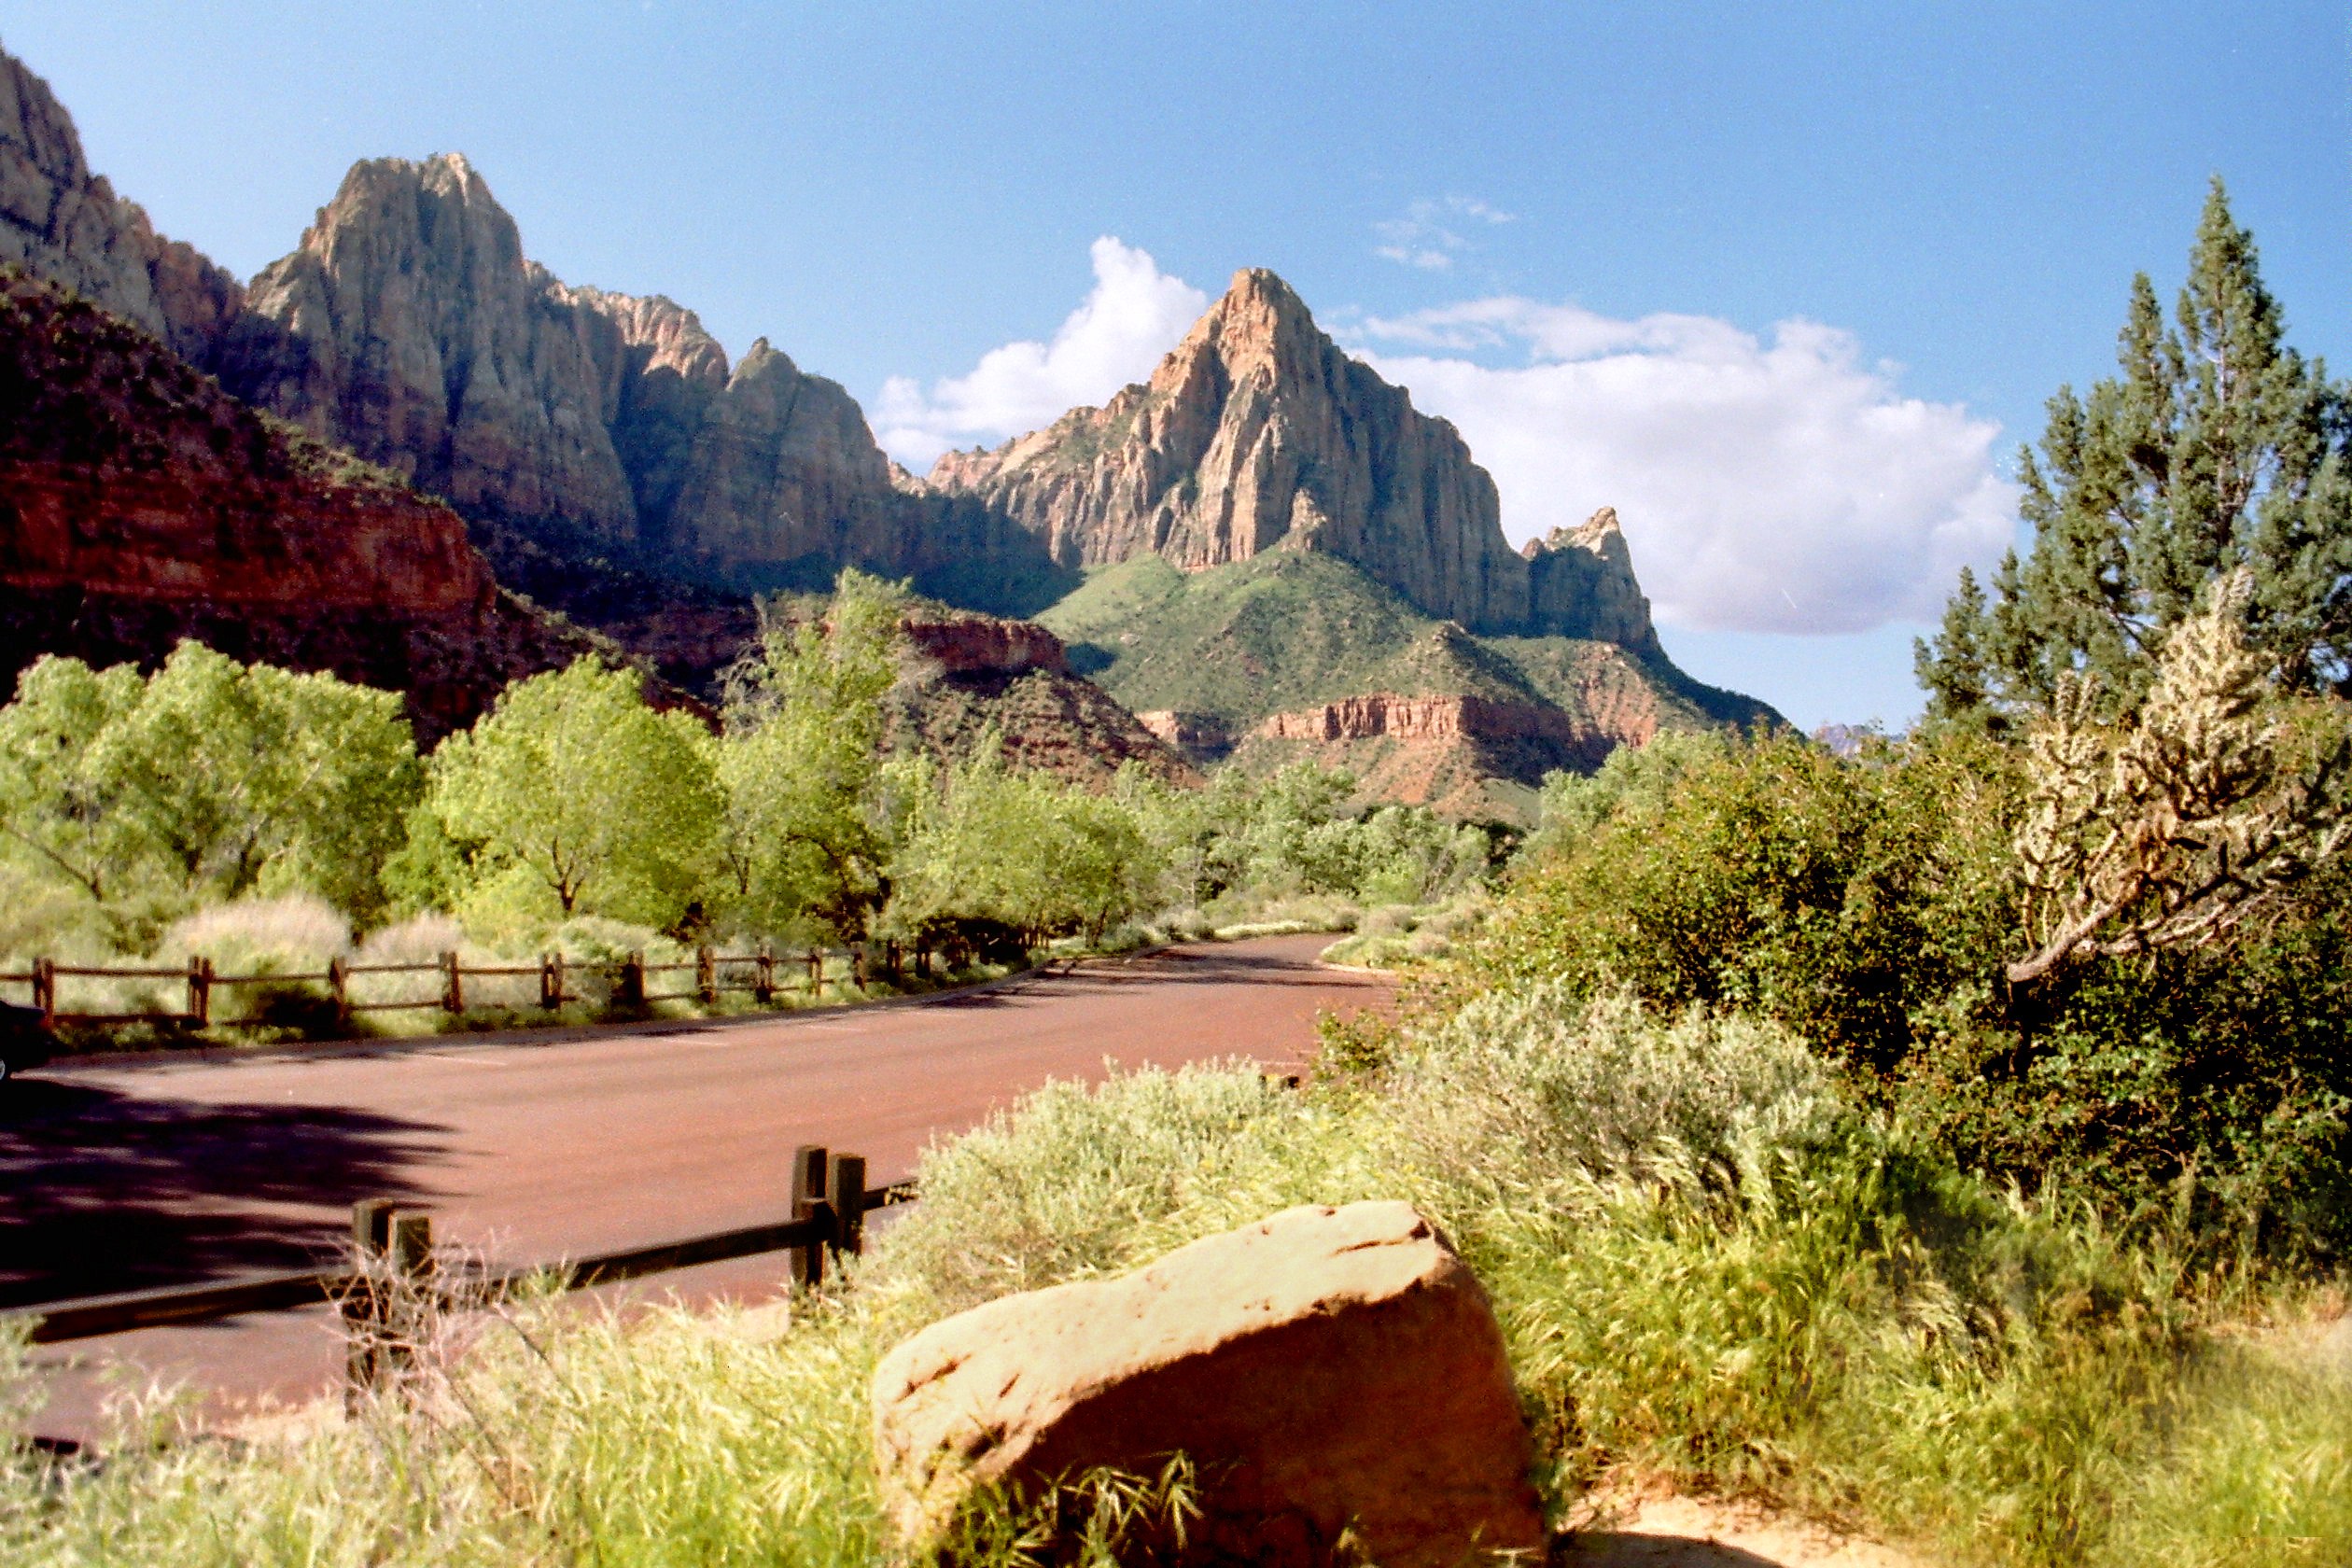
[926,269,1655,645]
[0,266,597,738]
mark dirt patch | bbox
[1560,1487,1930,1568]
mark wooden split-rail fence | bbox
[6,1143,910,1399]
[1,942,931,1030]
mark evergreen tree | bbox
[1920,182,2351,721]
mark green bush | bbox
[1393,986,1843,1205]
[1460,724,2352,1258]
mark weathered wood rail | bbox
[0,941,929,1029]
[6,1145,911,1365]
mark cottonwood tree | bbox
[1920,182,2351,727]
[2008,572,2349,985]
[0,643,420,935]
[889,748,1166,946]
[0,654,147,912]
[712,569,909,942]
[428,657,719,928]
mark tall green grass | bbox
[5,987,2346,1565]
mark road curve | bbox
[4,934,1388,1443]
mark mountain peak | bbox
[1210,266,1311,323]
[1169,266,1321,383]
[928,272,1653,645]
[0,42,243,361]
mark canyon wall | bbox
[0,267,593,738]
[214,153,936,592]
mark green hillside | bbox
[1035,549,1778,745]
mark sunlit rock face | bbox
[0,49,243,365]
[218,153,644,543]
[928,268,1658,648]
[217,154,931,588]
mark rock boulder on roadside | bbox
[871,1199,1543,1567]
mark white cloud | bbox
[1349,299,2018,636]
[1373,196,1514,271]
[877,237,1207,470]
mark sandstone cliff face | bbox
[1524,506,1655,649]
[0,48,242,364]
[557,281,730,542]
[663,339,914,577]
[927,269,1657,646]
[902,609,1069,678]
[217,153,935,594]
[0,268,594,738]
[218,154,641,542]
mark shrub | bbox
[1393,985,1844,1207]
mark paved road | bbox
[3,935,1387,1443]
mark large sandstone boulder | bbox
[872,1200,1544,1566]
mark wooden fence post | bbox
[827,1152,867,1258]
[791,1143,830,1288]
[381,1211,434,1393]
[620,952,646,1007]
[441,951,464,1015]
[540,953,564,1010]
[32,957,53,1023]
[806,949,822,990]
[754,942,775,1004]
[328,957,349,1022]
[187,957,213,1027]
[343,1197,396,1406]
[695,945,717,1004]
[850,943,866,988]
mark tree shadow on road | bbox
[0,1077,448,1308]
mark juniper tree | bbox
[1918,181,2352,726]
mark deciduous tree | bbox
[428,657,719,928]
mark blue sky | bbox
[6,2,2345,728]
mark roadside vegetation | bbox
[3,185,2348,1564]
[0,571,1498,1050]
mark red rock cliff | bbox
[0,268,593,737]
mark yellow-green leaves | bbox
[427,657,720,928]
[0,642,420,938]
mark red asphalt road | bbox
[3,936,1389,1445]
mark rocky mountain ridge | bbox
[925,270,1658,645]
[0,38,1779,814]
[1040,551,1773,819]
[0,49,243,365]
